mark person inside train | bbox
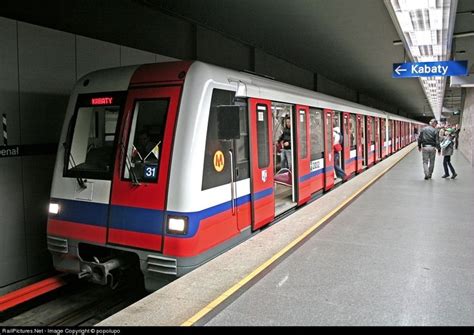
[133,130,157,162]
[333,126,346,180]
[417,119,440,180]
[278,115,292,170]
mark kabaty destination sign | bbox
[392,60,468,78]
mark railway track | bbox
[0,273,149,327]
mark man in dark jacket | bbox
[418,119,440,180]
[279,116,292,170]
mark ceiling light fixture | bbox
[385,0,458,120]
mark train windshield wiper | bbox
[63,142,87,189]
[120,142,140,186]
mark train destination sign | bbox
[392,60,468,78]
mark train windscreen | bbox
[64,92,125,180]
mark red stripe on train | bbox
[108,229,163,251]
[164,203,251,257]
[47,219,106,244]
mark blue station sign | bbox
[392,60,468,78]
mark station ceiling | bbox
[141,0,474,121]
[2,0,473,122]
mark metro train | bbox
[47,61,425,290]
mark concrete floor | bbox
[205,149,474,326]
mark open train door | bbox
[295,105,311,205]
[249,98,275,230]
[323,109,334,191]
[342,112,352,175]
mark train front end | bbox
[47,62,191,290]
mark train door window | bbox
[235,100,249,181]
[309,108,323,160]
[257,104,270,168]
[361,117,366,166]
[65,92,125,180]
[350,114,356,149]
[202,89,248,190]
[370,118,375,143]
[298,109,307,158]
[123,99,169,183]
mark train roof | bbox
[187,61,425,125]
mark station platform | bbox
[99,143,474,326]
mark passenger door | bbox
[107,86,181,252]
[323,109,334,191]
[342,112,351,174]
[374,117,380,162]
[366,116,374,167]
[356,115,364,173]
[295,105,311,205]
[249,98,275,230]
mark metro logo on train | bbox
[392,60,468,78]
[213,150,225,172]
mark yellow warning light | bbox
[213,150,225,172]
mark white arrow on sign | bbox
[395,65,407,75]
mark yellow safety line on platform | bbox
[181,144,416,326]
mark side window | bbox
[326,113,332,151]
[235,103,250,181]
[350,114,356,149]
[310,108,323,159]
[202,89,248,190]
[299,109,307,158]
[371,118,375,142]
[257,104,270,168]
[124,99,168,183]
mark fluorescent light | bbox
[385,0,458,119]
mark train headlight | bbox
[166,215,188,235]
[49,203,60,215]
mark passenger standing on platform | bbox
[441,128,457,179]
[279,115,292,170]
[418,119,440,180]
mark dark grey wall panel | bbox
[317,74,357,103]
[22,156,56,275]
[255,49,314,90]
[0,158,28,287]
[18,22,75,145]
[0,17,20,145]
[359,94,398,114]
[0,0,195,60]
[155,54,179,63]
[197,27,251,71]
[121,46,156,67]
[0,18,28,289]
[76,36,120,79]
